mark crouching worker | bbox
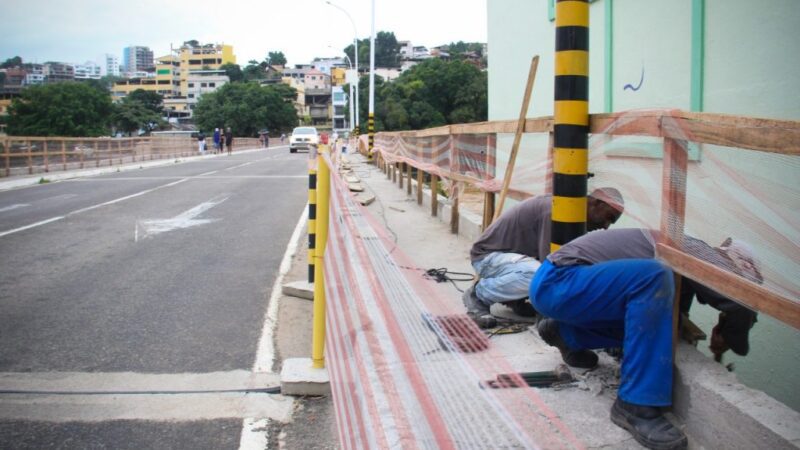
[463,187,624,328]
[530,228,761,450]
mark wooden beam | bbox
[431,174,439,217]
[407,163,412,195]
[417,168,424,205]
[482,192,495,231]
[450,188,459,234]
[656,244,800,330]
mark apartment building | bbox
[123,46,154,74]
[98,54,120,77]
[73,62,101,80]
[43,63,75,83]
[186,70,228,110]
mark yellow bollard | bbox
[311,145,331,369]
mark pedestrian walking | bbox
[225,127,233,155]
[197,131,206,154]
[213,128,221,153]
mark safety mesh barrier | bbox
[321,151,584,449]
[372,110,800,330]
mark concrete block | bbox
[348,182,365,192]
[355,193,376,206]
[282,280,314,300]
[280,357,330,396]
[344,174,360,184]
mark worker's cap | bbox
[718,238,763,283]
[589,187,625,212]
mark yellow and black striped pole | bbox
[367,113,375,162]
[551,0,589,253]
[308,167,317,283]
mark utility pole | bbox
[368,0,376,161]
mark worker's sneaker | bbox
[505,299,538,318]
[611,398,688,450]
[537,318,598,369]
[463,286,497,329]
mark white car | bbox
[289,127,319,153]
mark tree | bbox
[359,58,486,132]
[193,82,298,136]
[183,39,200,47]
[242,61,266,81]
[112,100,162,136]
[267,51,287,66]
[1,56,22,69]
[126,89,164,115]
[220,63,243,83]
[344,31,401,70]
[7,82,113,136]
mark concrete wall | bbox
[487,0,800,412]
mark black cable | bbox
[423,268,475,292]
[0,386,282,396]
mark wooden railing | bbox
[367,110,800,330]
[0,136,264,178]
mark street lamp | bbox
[325,1,359,132]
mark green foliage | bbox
[193,82,298,136]
[1,56,22,68]
[183,39,200,47]
[356,58,486,132]
[126,89,164,115]
[112,97,163,136]
[267,51,287,66]
[242,62,266,81]
[220,63,243,83]
[7,82,113,136]
[344,31,401,69]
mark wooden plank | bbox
[450,188,459,234]
[493,55,539,222]
[399,162,404,189]
[667,113,800,155]
[656,243,800,330]
[482,192,495,231]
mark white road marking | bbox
[240,205,307,450]
[0,178,190,238]
[252,204,308,373]
[137,196,229,239]
[239,419,271,450]
[0,216,65,238]
[71,175,305,181]
[0,204,30,213]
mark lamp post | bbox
[325,1,359,133]
[368,0,375,160]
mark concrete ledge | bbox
[674,343,800,449]
[280,357,330,396]
[282,280,314,301]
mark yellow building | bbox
[331,67,347,86]
[176,43,236,96]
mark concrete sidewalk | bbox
[276,151,800,449]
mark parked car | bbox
[289,127,319,153]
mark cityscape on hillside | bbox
[0,38,487,134]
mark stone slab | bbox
[282,280,314,301]
[280,358,331,396]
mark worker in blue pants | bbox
[529,228,687,450]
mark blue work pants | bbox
[529,259,675,406]
[473,252,541,305]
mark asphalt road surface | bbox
[0,147,308,448]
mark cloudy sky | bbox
[1,0,487,67]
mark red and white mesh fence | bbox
[321,151,584,449]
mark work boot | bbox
[537,318,598,369]
[505,299,538,318]
[462,285,497,329]
[610,398,688,450]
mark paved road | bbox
[0,147,308,448]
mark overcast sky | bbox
[1,0,487,67]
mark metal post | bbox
[311,145,331,369]
[367,0,376,161]
[551,0,590,253]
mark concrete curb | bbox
[280,358,331,396]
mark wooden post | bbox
[4,138,10,177]
[61,140,67,171]
[417,168,424,205]
[407,163,412,195]
[450,185,460,234]
[26,139,32,175]
[431,174,439,217]
[43,140,49,173]
[392,163,397,183]
[399,162,405,189]
[482,192,495,231]
[660,137,689,360]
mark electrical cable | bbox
[0,386,282,396]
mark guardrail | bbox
[367,110,800,331]
[0,136,263,178]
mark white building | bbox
[98,54,120,77]
[186,70,229,111]
[331,85,347,131]
[73,62,102,80]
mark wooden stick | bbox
[493,55,540,222]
